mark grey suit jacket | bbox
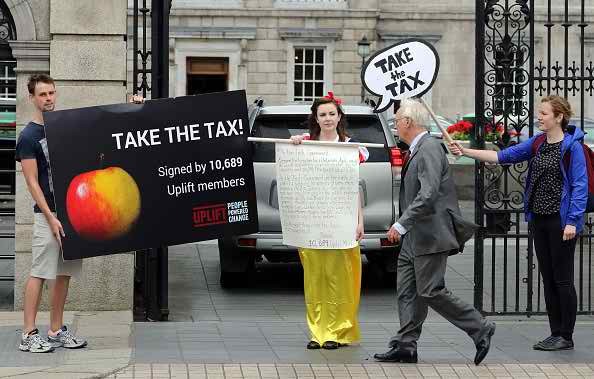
[398,134,477,256]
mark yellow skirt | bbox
[299,245,362,345]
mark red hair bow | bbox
[324,91,342,105]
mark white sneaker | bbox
[19,329,55,353]
[47,325,88,349]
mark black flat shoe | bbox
[373,347,418,363]
[306,341,321,350]
[322,341,339,350]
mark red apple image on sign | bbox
[66,167,141,241]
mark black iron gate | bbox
[475,0,594,315]
[132,0,171,321]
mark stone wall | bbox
[131,0,593,122]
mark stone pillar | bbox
[12,1,133,311]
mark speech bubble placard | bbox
[361,39,439,113]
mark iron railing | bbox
[132,0,170,322]
[475,0,594,315]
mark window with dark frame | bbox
[0,0,17,112]
[0,60,16,100]
[293,47,324,102]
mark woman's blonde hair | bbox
[541,95,573,130]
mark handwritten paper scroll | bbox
[276,143,359,249]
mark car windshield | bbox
[424,116,454,135]
[251,114,389,163]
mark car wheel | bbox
[365,252,398,288]
[381,271,397,287]
[220,270,250,289]
[218,237,255,288]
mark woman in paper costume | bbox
[290,92,369,350]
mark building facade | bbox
[129,0,594,123]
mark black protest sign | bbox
[361,38,440,113]
[44,90,258,260]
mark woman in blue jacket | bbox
[449,95,587,351]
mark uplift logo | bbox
[192,204,228,227]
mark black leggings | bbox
[531,213,577,341]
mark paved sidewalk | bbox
[124,319,594,378]
[0,311,593,378]
[0,311,131,378]
[108,363,594,378]
[1,219,593,378]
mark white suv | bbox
[218,99,404,288]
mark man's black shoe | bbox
[474,322,496,365]
[373,347,418,363]
[306,340,320,350]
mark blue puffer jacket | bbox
[496,125,588,232]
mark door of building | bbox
[186,57,229,95]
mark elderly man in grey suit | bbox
[374,98,495,365]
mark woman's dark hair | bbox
[541,95,573,130]
[307,97,349,141]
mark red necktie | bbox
[403,150,411,166]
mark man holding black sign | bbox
[374,98,495,365]
[16,75,87,353]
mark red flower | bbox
[447,121,473,134]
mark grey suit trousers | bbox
[390,237,489,350]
